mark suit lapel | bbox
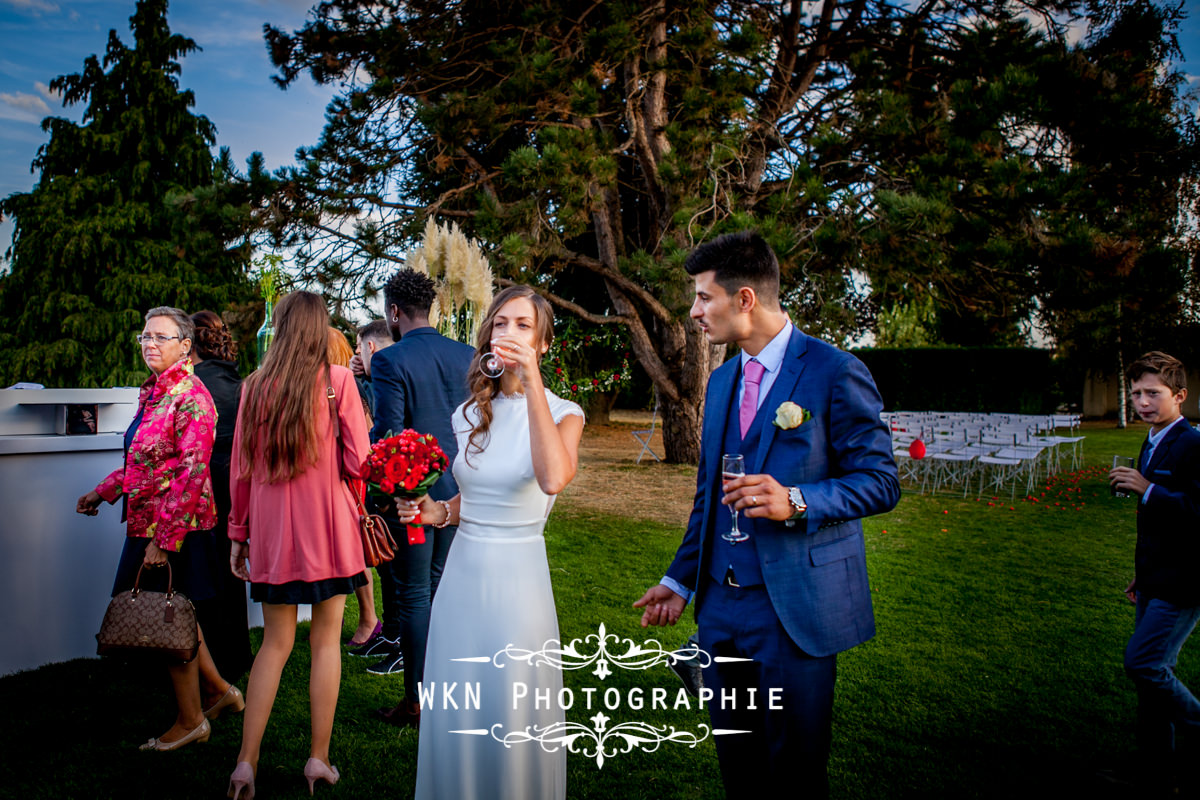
[1146,420,1190,474]
[750,328,809,473]
[703,360,738,472]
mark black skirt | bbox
[111,531,220,604]
[250,573,367,605]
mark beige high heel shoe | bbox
[203,685,246,720]
[303,757,340,795]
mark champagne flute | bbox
[721,454,748,544]
[480,350,505,379]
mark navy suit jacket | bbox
[370,327,475,502]
[1135,419,1200,608]
[666,327,900,657]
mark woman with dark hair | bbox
[189,310,252,682]
[225,291,371,799]
[402,285,585,800]
[76,306,241,751]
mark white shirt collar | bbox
[1148,414,1185,446]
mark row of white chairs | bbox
[882,412,1085,500]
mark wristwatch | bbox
[787,486,807,518]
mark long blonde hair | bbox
[463,285,554,461]
[238,291,331,482]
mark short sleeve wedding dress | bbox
[414,388,583,800]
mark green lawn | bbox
[3,424,1192,798]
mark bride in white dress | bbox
[401,286,585,800]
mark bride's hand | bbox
[490,335,542,387]
[395,495,438,525]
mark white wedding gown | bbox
[414,389,582,800]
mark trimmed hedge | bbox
[852,347,1059,414]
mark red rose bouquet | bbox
[363,429,449,545]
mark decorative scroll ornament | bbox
[489,713,711,769]
[489,623,711,681]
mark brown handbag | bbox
[96,562,200,662]
[355,491,396,568]
[328,373,397,567]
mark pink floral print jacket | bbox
[95,358,218,552]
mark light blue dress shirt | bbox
[661,322,795,603]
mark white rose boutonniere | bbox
[773,401,811,430]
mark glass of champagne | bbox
[480,350,505,379]
[721,454,748,544]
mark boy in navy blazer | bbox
[636,231,899,798]
[1109,351,1200,794]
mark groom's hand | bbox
[722,474,791,521]
[634,584,686,627]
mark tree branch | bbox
[495,277,628,325]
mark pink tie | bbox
[739,359,765,439]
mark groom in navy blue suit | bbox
[636,231,899,798]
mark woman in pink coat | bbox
[226,291,370,799]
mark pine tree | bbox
[1036,0,1200,422]
[841,0,1198,365]
[264,0,987,461]
[0,0,257,388]
[263,0,1197,457]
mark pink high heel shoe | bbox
[227,761,255,799]
[303,757,340,795]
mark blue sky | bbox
[1,0,1199,264]
[0,0,336,258]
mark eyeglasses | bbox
[135,334,182,346]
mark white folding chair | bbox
[976,449,1023,500]
[632,390,662,464]
[928,447,979,497]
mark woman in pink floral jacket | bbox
[77,306,242,753]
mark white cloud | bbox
[2,0,61,15]
[0,90,51,116]
[253,0,316,11]
[34,80,60,104]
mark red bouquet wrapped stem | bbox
[362,429,449,545]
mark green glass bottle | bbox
[256,300,275,367]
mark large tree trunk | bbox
[585,390,617,425]
[651,323,725,464]
[601,276,722,463]
[1116,348,1128,428]
[1116,302,1127,428]
[660,391,704,464]
[660,325,725,463]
